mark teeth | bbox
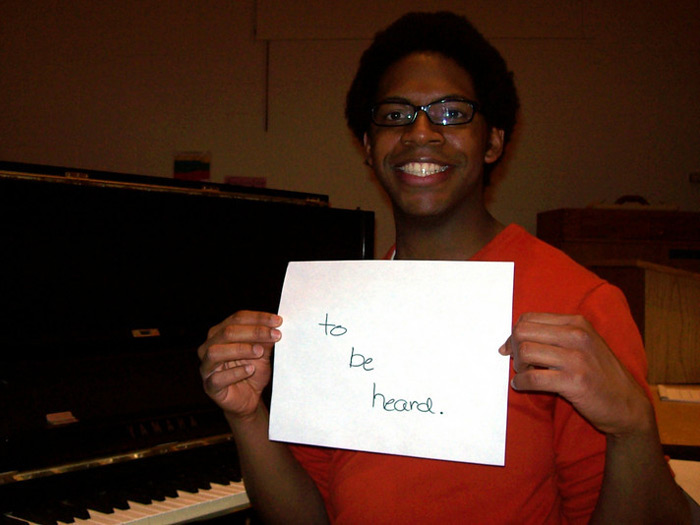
[400,162,448,177]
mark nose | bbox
[400,110,444,145]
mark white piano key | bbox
[77,511,123,525]
[132,501,180,512]
[206,484,239,496]
[174,490,219,503]
[126,501,172,516]
[211,482,246,495]
[106,506,152,520]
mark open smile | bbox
[397,162,450,177]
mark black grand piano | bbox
[0,162,374,524]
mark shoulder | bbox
[488,226,649,386]
[479,225,609,311]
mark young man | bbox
[198,12,690,524]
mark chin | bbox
[396,204,452,223]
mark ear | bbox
[362,132,374,167]
[484,127,505,165]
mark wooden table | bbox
[652,386,700,459]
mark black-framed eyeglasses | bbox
[370,97,480,127]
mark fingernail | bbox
[252,344,263,357]
[271,328,281,340]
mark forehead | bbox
[375,52,477,103]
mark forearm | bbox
[227,404,329,525]
[590,407,690,524]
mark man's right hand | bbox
[198,310,282,419]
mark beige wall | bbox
[1,1,699,255]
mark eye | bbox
[385,110,406,121]
[433,100,475,124]
[374,103,413,124]
[441,102,469,122]
[445,108,466,120]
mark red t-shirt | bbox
[290,224,650,524]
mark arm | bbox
[198,310,329,524]
[499,312,691,524]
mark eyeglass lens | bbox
[371,99,476,126]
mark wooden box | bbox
[589,261,700,384]
[537,208,700,273]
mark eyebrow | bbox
[374,94,473,105]
[374,96,411,104]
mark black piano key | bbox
[73,487,124,514]
[150,480,178,500]
[220,464,243,482]
[90,468,135,511]
[134,463,174,501]
[183,470,212,491]
[125,464,170,503]
[206,468,232,486]
[106,488,135,510]
[30,499,81,525]
[119,487,152,506]
[10,508,58,525]
[141,479,170,501]
[79,496,114,516]
[106,466,152,505]
[153,461,201,494]
[166,475,200,495]
[63,471,117,515]
[43,502,75,525]
[61,479,110,516]
[52,489,91,522]
[182,458,216,490]
[62,507,89,522]
[131,484,164,503]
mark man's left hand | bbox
[499,312,653,437]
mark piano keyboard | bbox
[5,481,249,525]
[1,439,250,525]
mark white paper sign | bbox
[268,260,514,465]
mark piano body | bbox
[0,162,374,524]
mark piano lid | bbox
[0,162,374,475]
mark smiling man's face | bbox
[364,51,504,223]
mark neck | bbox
[394,207,504,260]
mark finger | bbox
[498,322,585,358]
[499,314,585,356]
[229,310,283,327]
[199,323,281,360]
[204,362,256,394]
[511,316,595,351]
[518,312,584,327]
[511,342,571,373]
[207,310,282,338]
[201,341,265,367]
[222,323,282,344]
[499,336,512,356]
[199,342,273,382]
[511,367,563,392]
